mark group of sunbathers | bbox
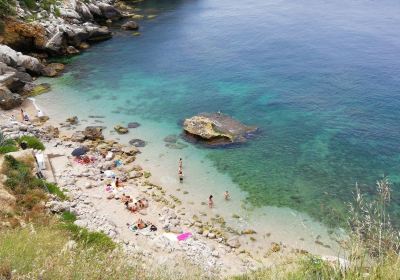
[124,195,149,213]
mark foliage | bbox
[60,211,116,251]
[45,182,68,200]
[0,0,16,17]
[0,222,205,279]
[21,0,36,10]
[348,179,400,258]
[16,135,45,150]
[0,132,18,154]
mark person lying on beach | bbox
[121,193,132,203]
[126,202,139,213]
[179,158,183,169]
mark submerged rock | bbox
[41,63,65,77]
[163,135,178,143]
[127,122,140,128]
[121,21,139,30]
[129,139,146,147]
[183,112,257,146]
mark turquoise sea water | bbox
[41,0,400,226]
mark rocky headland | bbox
[0,0,140,110]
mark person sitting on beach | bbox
[23,111,30,122]
[136,218,147,229]
[224,191,231,201]
[208,195,214,208]
[115,177,122,188]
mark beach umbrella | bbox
[71,147,88,157]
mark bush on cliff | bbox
[0,0,15,17]
[0,132,18,154]
[16,135,45,150]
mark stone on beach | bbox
[114,125,129,134]
[227,236,241,248]
[83,126,104,140]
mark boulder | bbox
[114,125,128,134]
[41,63,65,77]
[86,25,112,42]
[88,3,102,16]
[71,131,86,142]
[0,44,44,75]
[97,3,122,20]
[0,86,23,110]
[83,126,104,140]
[66,46,80,55]
[76,2,93,21]
[121,146,140,156]
[121,21,139,30]
[44,31,65,53]
[183,112,257,146]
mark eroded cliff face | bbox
[0,18,47,52]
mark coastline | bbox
[0,0,347,275]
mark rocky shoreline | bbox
[0,112,272,276]
[0,0,141,110]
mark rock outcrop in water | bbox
[183,113,257,146]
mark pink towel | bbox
[177,232,192,241]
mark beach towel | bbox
[104,170,115,178]
[177,232,192,241]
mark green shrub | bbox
[45,182,68,200]
[17,136,45,150]
[0,132,18,154]
[21,0,36,10]
[60,211,116,251]
[0,145,18,154]
[0,0,16,17]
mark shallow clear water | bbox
[37,0,400,227]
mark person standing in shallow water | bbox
[224,191,230,201]
[178,158,183,182]
[208,195,214,208]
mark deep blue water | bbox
[51,0,400,226]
